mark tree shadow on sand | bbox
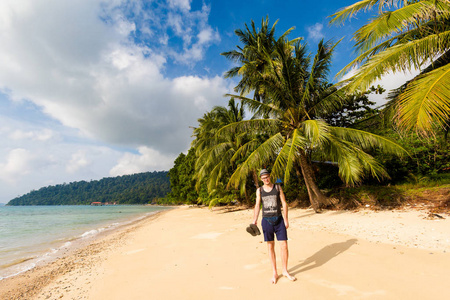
[289,239,358,275]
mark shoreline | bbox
[0,209,171,300]
[1,206,449,299]
[0,205,171,281]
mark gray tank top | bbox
[260,185,282,218]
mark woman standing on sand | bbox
[253,169,297,284]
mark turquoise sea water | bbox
[0,205,170,279]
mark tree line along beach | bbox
[1,0,449,299]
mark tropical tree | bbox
[329,0,450,135]
[166,149,199,205]
[221,16,299,101]
[324,85,384,128]
[192,99,256,206]
[221,21,406,212]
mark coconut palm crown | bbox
[192,99,252,197]
[221,16,299,101]
[329,0,450,135]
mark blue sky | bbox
[0,0,417,203]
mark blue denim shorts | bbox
[262,216,287,242]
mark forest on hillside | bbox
[7,171,170,205]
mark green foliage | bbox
[330,0,450,135]
[324,86,383,127]
[7,171,170,206]
[165,149,199,205]
[369,131,450,183]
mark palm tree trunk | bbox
[252,170,260,189]
[244,188,251,207]
[295,164,320,211]
[298,151,333,212]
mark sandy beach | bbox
[1,206,449,300]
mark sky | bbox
[0,0,419,203]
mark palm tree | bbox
[221,25,406,212]
[329,0,450,135]
[192,99,255,205]
[221,16,299,101]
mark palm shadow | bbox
[289,239,357,275]
[293,211,317,219]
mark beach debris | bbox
[425,213,445,220]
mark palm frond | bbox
[195,142,231,181]
[230,138,260,163]
[274,129,308,183]
[345,29,450,92]
[217,119,279,138]
[271,138,291,183]
[312,39,340,81]
[396,62,450,133]
[335,34,401,78]
[330,140,365,185]
[306,84,347,117]
[301,39,333,105]
[323,137,390,185]
[206,147,236,192]
[331,126,408,156]
[357,150,390,181]
[301,119,331,147]
[225,94,283,117]
[353,1,450,53]
[228,133,285,189]
[329,0,403,25]
[335,3,450,79]
[220,50,245,64]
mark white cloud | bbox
[0,116,126,200]
[168,0,191,11]
[368,70,421,106]
[168,12,185,36]
[110,146,176,176]
[66,150,90,173]
[0,0,227,154]
[166,3,220,63]
[159,33,169,45]
[0,0,229,202]
[307,23,325,42]
[0,148,34,183]
[9,129,54,141]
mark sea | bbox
[0,205,170,280]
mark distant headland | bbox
[7,171,170,206]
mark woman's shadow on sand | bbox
[289,239,358,275]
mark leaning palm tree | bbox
[221,32,406,212]
[329,0,450,135]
